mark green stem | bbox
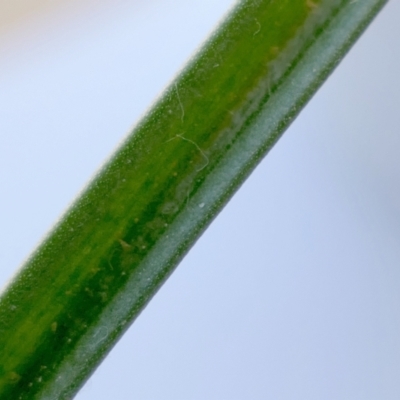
[0,0,387,398]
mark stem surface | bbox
[0,0,387,398]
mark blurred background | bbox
[1,0,400,398]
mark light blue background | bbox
[1,1,400,398]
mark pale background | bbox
[1,1,400,398]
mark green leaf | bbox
[0,0,387,398]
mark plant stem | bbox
[0,0,387,398]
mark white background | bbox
[1,0,400,398]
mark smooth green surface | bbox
[0,0,387,398]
